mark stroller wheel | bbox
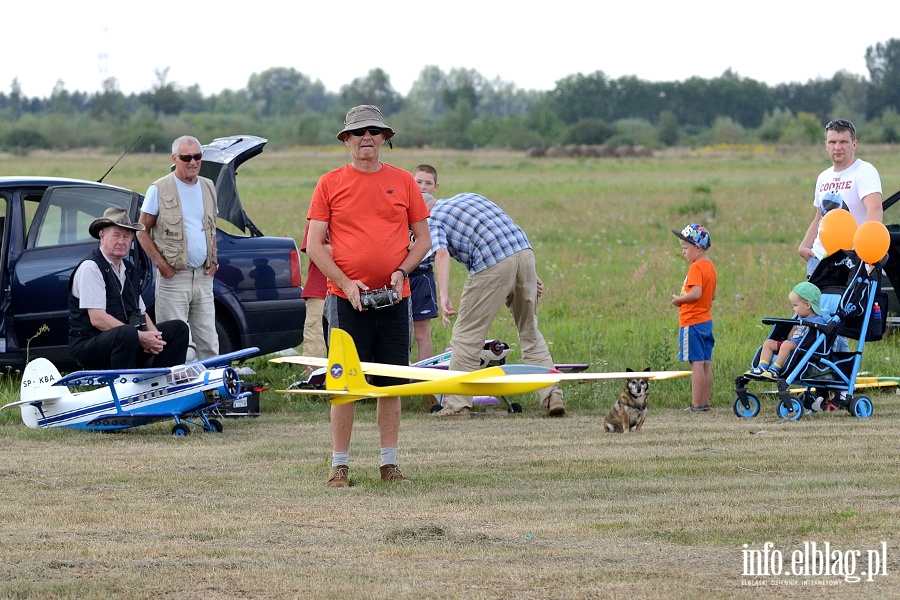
[776,397,803,421]
[849,396,873,419]
[733,394,760,418]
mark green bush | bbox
[3,128,51,152]
[564,118,614,144]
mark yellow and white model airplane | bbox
[271,328,691,405]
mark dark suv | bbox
[0,135,304,369]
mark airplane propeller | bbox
[223,367,241,399]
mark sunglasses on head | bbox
[177,153,203,162]
[348,127,383,137]
[825,119,855,135]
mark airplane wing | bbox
[2,398,52,410]
[54,347,260,388]
[84,413,175,428]
[197,347,260,369]
[772,376,900,395]
[477,369,691,383]
[55,368,173,387]
[272,355,689,383]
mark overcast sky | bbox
[5,1,896,99]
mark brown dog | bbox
[603,368,650,433]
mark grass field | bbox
[1,146,899,598]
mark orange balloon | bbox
[853,221,891,264]
[819,209,857,254]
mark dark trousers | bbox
[72,320,190,369]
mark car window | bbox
[23,194,40,238]
[31,186,134,248]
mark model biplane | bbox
[271,328,690,406]
[1,348,258,435]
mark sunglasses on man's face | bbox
[348,127,383,137]
[177,153,203,162]
[825,119,855,135]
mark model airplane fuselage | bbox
[271,328,690,405]
[2,349,258,433]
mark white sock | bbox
[380,447,398,467]
[332,451,349,467]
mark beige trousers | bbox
[302,298,327,358]
[443,250,559,411]
[155,266,218,361]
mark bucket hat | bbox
[336,105,395,141]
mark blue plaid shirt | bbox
[429,193,532,274]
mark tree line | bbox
[2,39,899,153]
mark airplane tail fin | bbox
[15,358,69,428]
[325,328,378,404]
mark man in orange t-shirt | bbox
[671,224,717,412]
[307,105,431,488]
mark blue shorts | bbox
[409,271,438,321]
[324,295,411,386]
[678,320,714,362]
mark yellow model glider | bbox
[271,328,691,405]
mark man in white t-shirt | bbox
[799,119,883,278]
[798,119,882,360]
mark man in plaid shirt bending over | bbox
[428,192,565,419]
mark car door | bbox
[10,184,145,366]
[0,193,9,354]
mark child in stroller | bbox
[734,250,885,420]
[745,282,827,381]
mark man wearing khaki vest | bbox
[137,135,219,360]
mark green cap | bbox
[792,281,821,315]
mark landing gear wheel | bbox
[509,402,523,414]
[849,396,873,418]
[206,418,224,433]
[172,423,191,436]
[733,394,761,418]
[777,397,803,421]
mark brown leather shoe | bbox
[546,392,566,417]
[380,464,410,484]
[326,465,350,488]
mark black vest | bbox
[68,248,142,352]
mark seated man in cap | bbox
[68,207,190,370]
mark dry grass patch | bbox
[2,393,900,599]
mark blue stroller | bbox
[734,250,887,420]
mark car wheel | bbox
[216,315,237,355]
